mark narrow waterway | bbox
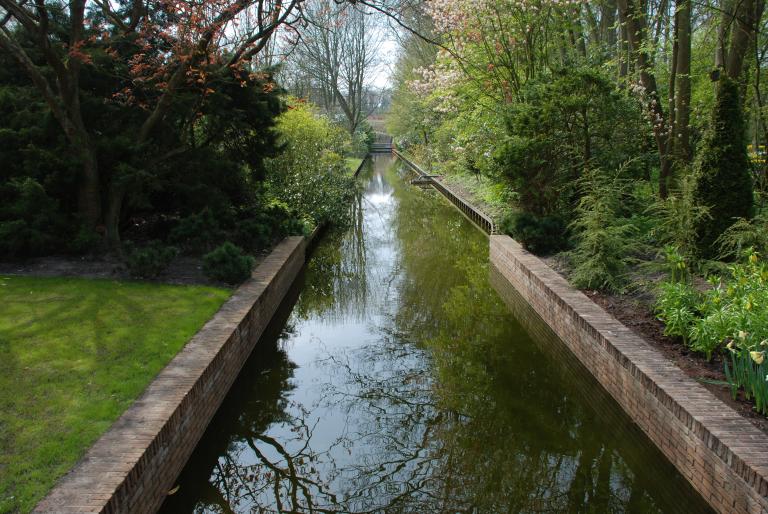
[161,154,711,513]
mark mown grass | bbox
[0,275,231,513]
[440,171,514,222]
[346,157,364,175]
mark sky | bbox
[371,37,399,89]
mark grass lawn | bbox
[0,275,231,513]
[346,157,364,175]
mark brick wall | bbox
[34,236,307,514]
[490,235,768,514]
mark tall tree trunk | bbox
[673,0,692,162]
[617,0,672,197]
[77,145,102,228]
[105,184,125,250]
[726,0,764,81]
[619,22,629,78]
[602,0,618,55]
[716,0,735,69]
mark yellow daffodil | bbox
[750,351,765,365]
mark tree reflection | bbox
[295,163,371,324]
[163,158,710,514]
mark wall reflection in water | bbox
[161,155,711,514]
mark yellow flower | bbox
[750,253,759,264]
[727,341,737,352]
[751,351,765,365]
[739,330,748,340]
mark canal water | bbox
[161,155,711,513]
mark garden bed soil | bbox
[0,252,268,287]
[540,255,768,435]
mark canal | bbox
[160,154,711,513]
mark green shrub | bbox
[67,224,103,255]
[234,217,273,251]
[501,212,567,255]
[124,241,178,279]
[693,77,754,258]
[265,101,356,228]
[234,201,308,251]
[203,242,255,284]
[169,209,226,251]
[0,178,62,259]
[655,281,701,345]
[0,220,53,259]
[656,250,768,364]
[716,211,768,259]
[568,169,641,292]
[647,173,710,262]
[495,68,646,220]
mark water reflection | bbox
[161,155,711,513]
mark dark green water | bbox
[160,155,711,513]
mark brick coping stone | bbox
[490,234,768,514]
[34,236,308,514]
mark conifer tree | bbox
[693,77,754,258]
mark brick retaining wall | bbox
[490,235,768,514]
[34,236,308,514]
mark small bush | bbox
[124,241,178,279]
[234,201,308,251]
[203,242,255,284]
[169,209,225,251]
[0,220,53,259]
[67,224,103,255]
[716,211,768,259]
[234,217,273,251]
[265,101,357,228]
[647,173,710,262]
[0,178,62,259]
[568,167,642,292]
[501,211,567,255]
[655,281,701,345]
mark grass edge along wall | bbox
[34,236,308,514]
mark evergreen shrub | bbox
[203,242,255,284]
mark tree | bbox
[693,77,754,257]
[287,0,382,134]
[0,0,303,244]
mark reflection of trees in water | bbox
[386,163,472,341]
[163,158,709,514]
[295,174,371,324]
